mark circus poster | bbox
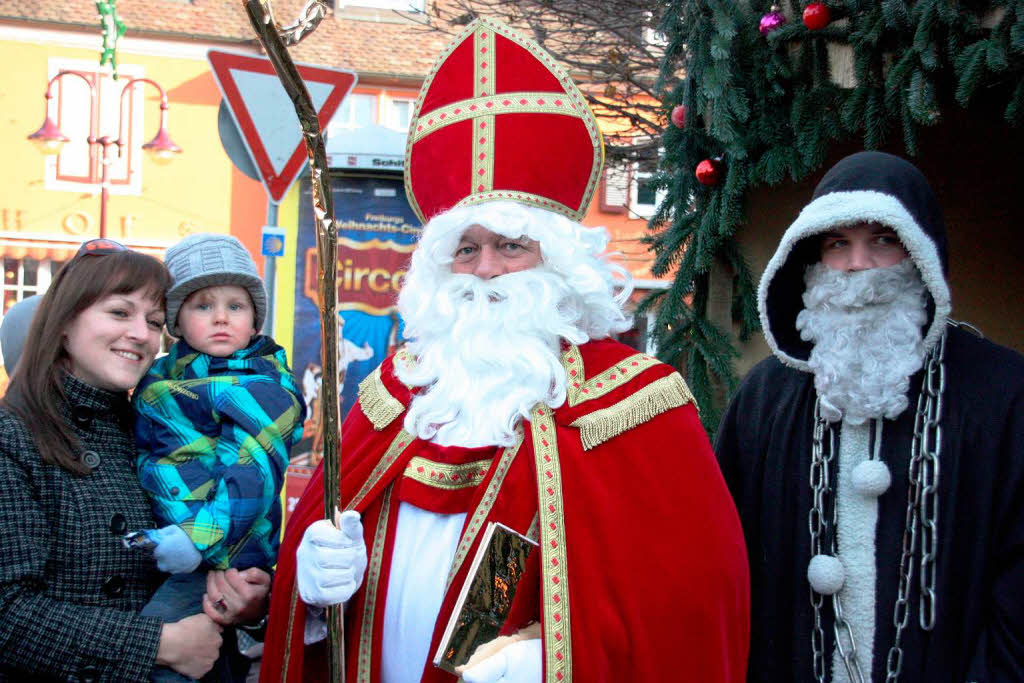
[286,173,421,521]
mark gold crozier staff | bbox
[242,1,346,680]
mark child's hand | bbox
[146,525,202,574]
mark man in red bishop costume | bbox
[260,17,749,683]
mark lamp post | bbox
[28,72,182,239]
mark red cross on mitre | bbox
[405,17,604,223]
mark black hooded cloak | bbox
[715,152,1024,682]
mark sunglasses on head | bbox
[76,238,129,256]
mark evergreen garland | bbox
[645,0,1024,434]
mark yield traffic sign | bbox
[207,49,357,203]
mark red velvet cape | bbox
[261,339,749,682]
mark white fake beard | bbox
[796,260,928,424]
[395,268,595,448]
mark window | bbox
[599,157,666,220]
[0,257,66,367]
[44,59,146,196]
[600,162,631,214]
[615,309,657,354]
[386,98,415,131]
[641,11,668,49]
[629,158,666,220]
[327,93,379,134]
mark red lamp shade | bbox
[28,115,70,155]
[405,18,604,223]
[142,126,182,164]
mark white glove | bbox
[296,511,367,608]
[461,638,543,683]
[151,525,203,574]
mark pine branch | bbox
[653,0,1022,436]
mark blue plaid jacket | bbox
[133,335,305,570]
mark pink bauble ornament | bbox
[759,6,787,35]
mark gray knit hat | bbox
[164,233,267,337]
[1,294,41,374]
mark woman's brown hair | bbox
[1,247,171,474]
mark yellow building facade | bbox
[0,25,276,384]
[0,10,669,392]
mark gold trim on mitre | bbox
[357,365,405,431]
[570,373,696,450]
[404,16,605,223]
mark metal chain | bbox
[833,584,866,682]
[918,329,945,630]
[884,406,921,682]
[809,328,947,683]
[809,400,868,682]
[885,328,946,681]
[277,0,331,46]
[809,398,831,683]
[830,423,865,682]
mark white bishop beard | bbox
[395,267,594,448]
[796,260,929,424]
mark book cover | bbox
[432,521,539,674]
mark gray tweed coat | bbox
[0,374,163,681]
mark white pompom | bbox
[851,459,891,497]
[807,554,845,595]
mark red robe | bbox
[261,338,749,682]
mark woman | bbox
[0,239,266,681]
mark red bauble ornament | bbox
[695,158,722,186]
[803,2,831,30]
[670,104,687,129]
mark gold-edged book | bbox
[432,522,539,674]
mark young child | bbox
[128,233,305,682]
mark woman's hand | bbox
[156,613,223,679]
[202,567,271,626]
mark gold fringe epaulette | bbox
[570,372,695,450]
[357,365,406,430]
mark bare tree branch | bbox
[408,0,669,163]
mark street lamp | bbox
[28,72,182,238]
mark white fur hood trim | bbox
[758,190,952,372]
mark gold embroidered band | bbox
[570,373,695,450]
[411,93,590,143]
[357,365,405,431]
[356,484,394,683]
[530,405,572,682]
[281,586,300,681]
[454,190,584,220]
[348,430,415,511]
[561,345,662,407]
[404,455,492,490]
[471,113,496,196]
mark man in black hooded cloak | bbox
[716,151,1024,682]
